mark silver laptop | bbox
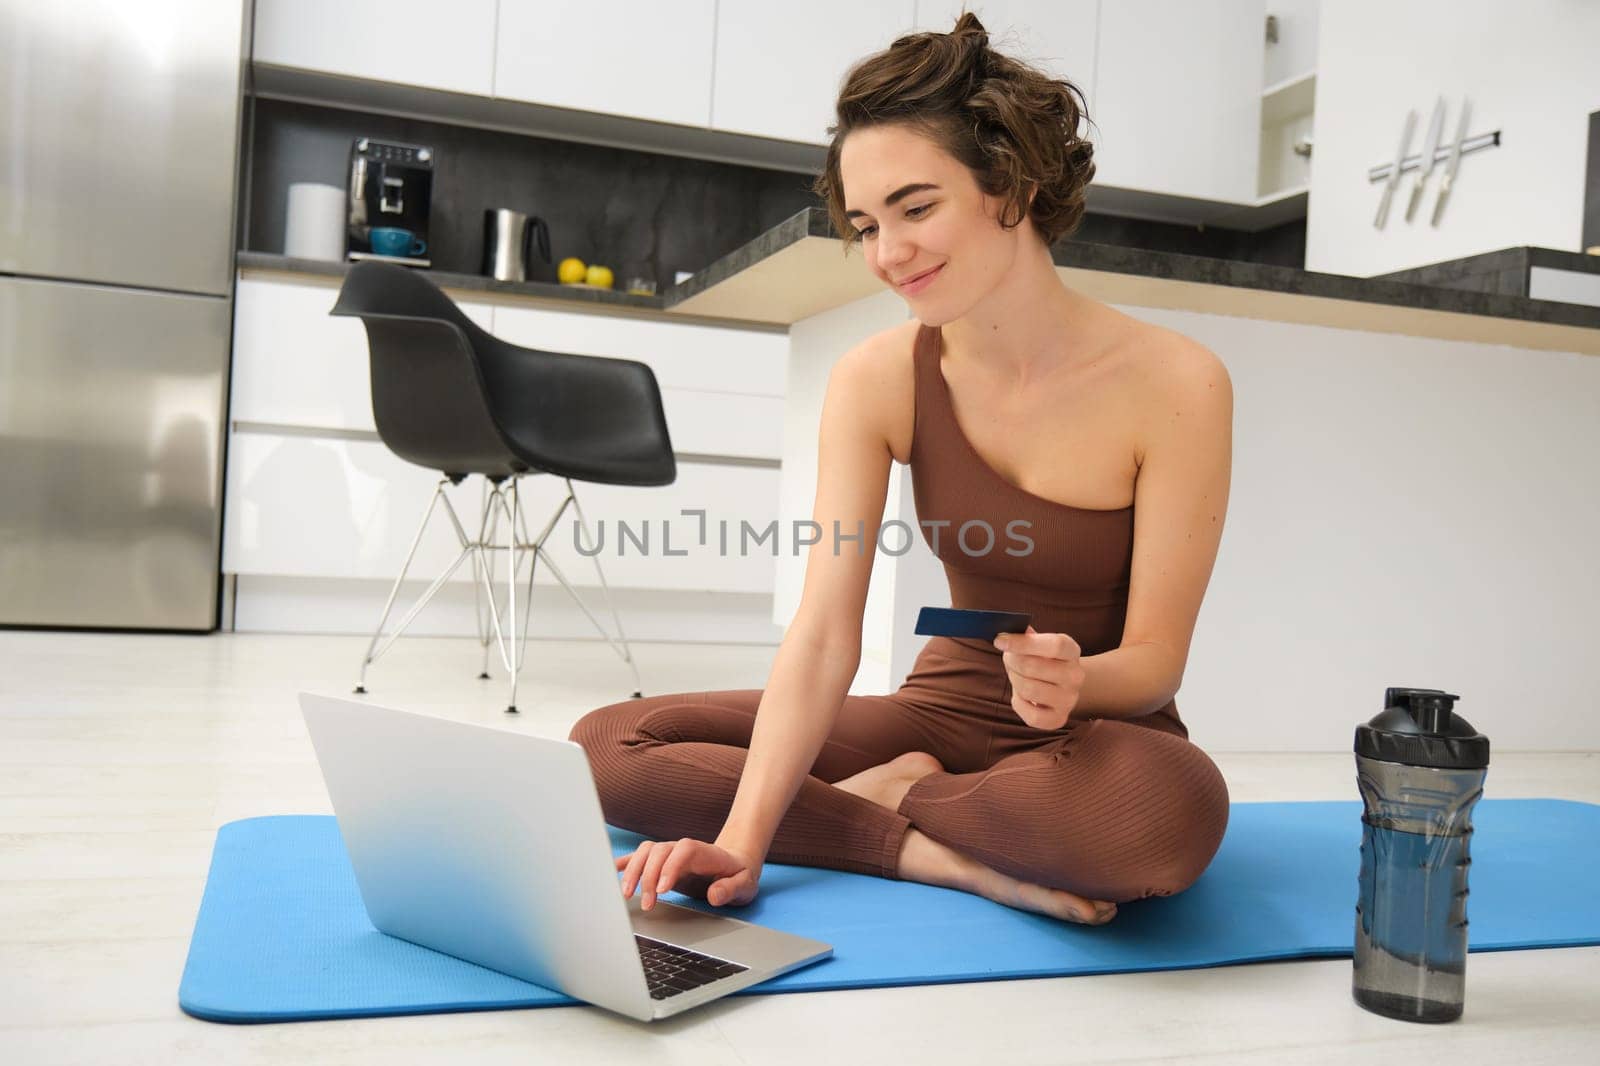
[299,693,832,1022]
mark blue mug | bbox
[369,227,427,258]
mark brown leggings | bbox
[568,639,1231,903]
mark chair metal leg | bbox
[468,477,534,713]
[498,475,559,712]
[454,474,649,710]
[355,477,477,694]
[472,484,516,692]
[511,482,542,700]
[471,480,496,681]
[505,477,521,713]
[566,480,644,698]
[495,476,644,698]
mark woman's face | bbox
[839,123,1033,324]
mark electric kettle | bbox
[482,209,552,282]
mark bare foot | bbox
[833,751,944,811]
[834,753,1117,925]
[899,827,1119,925]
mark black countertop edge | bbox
[242,213,1600,333]
[235,251,667,311]
[659,210,826,308]
[1050,240,1600,329]
[667,207,1600,331]
[1375,247,1532,289]
[1527,247,1600,272]
[1379,246,1600,283]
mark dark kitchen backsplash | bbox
[1075,212,1304,268]
[240,97,1307,287]
[242,98,820,287]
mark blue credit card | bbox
[914,607,1032,640]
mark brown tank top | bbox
[908,322,1187,738]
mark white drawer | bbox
[492,304,788,461]
[489,304,787,395]
[222,429,779,594]
[653,389,783,459]
[232,276,787,459]
[230,276,494,432]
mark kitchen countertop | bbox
[240,209,1600,353]
[1376,246,1600,296]
[236,250,668,311]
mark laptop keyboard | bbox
[635,934,749,1000]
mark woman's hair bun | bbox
[949,11,990,49]
[814,11,1096,250]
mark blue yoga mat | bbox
[178,799,1600,1023]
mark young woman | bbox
[569,14,1232,926]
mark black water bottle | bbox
[1352,687,1490,1022]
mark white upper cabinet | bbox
[711,1,918,145]
[251,0,1268,208]
[494,1,717,127]
[252,0,498,96]
[1091,0,1265,203]
[913,1,1098,91]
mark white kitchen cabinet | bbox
[222,431,780,595]
[490,304,787,461]
[252,0,498,97]
[1262,0,1320,88]
[229,277,493,432]
[711,1,917,145]
[1091,0,1265,203]
[225,272,788,597]
[913,1,1098,91]
[493,1,716,127]
[231,275,786,459]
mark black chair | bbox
[330,260,674,711]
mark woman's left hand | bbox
[994,625,1085,730]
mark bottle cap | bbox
[1353,686,1490,769]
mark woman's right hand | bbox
[614,838,762,910]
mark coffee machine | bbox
[346,137,434,266]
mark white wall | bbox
[1308,0,1600,277]
[778,294,1600,753]
[1143,306,1600,753]
[775,289,912,692]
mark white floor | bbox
[2,630,1596,1065]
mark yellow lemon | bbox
[557,257,587,285]
[586,264,615,289]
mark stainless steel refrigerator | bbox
[1,1,246,630]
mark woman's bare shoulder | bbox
[831,319,921,465]
[1127,316,1222,369]
[1113,317,1232,467]
[1120,320,1230,413]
